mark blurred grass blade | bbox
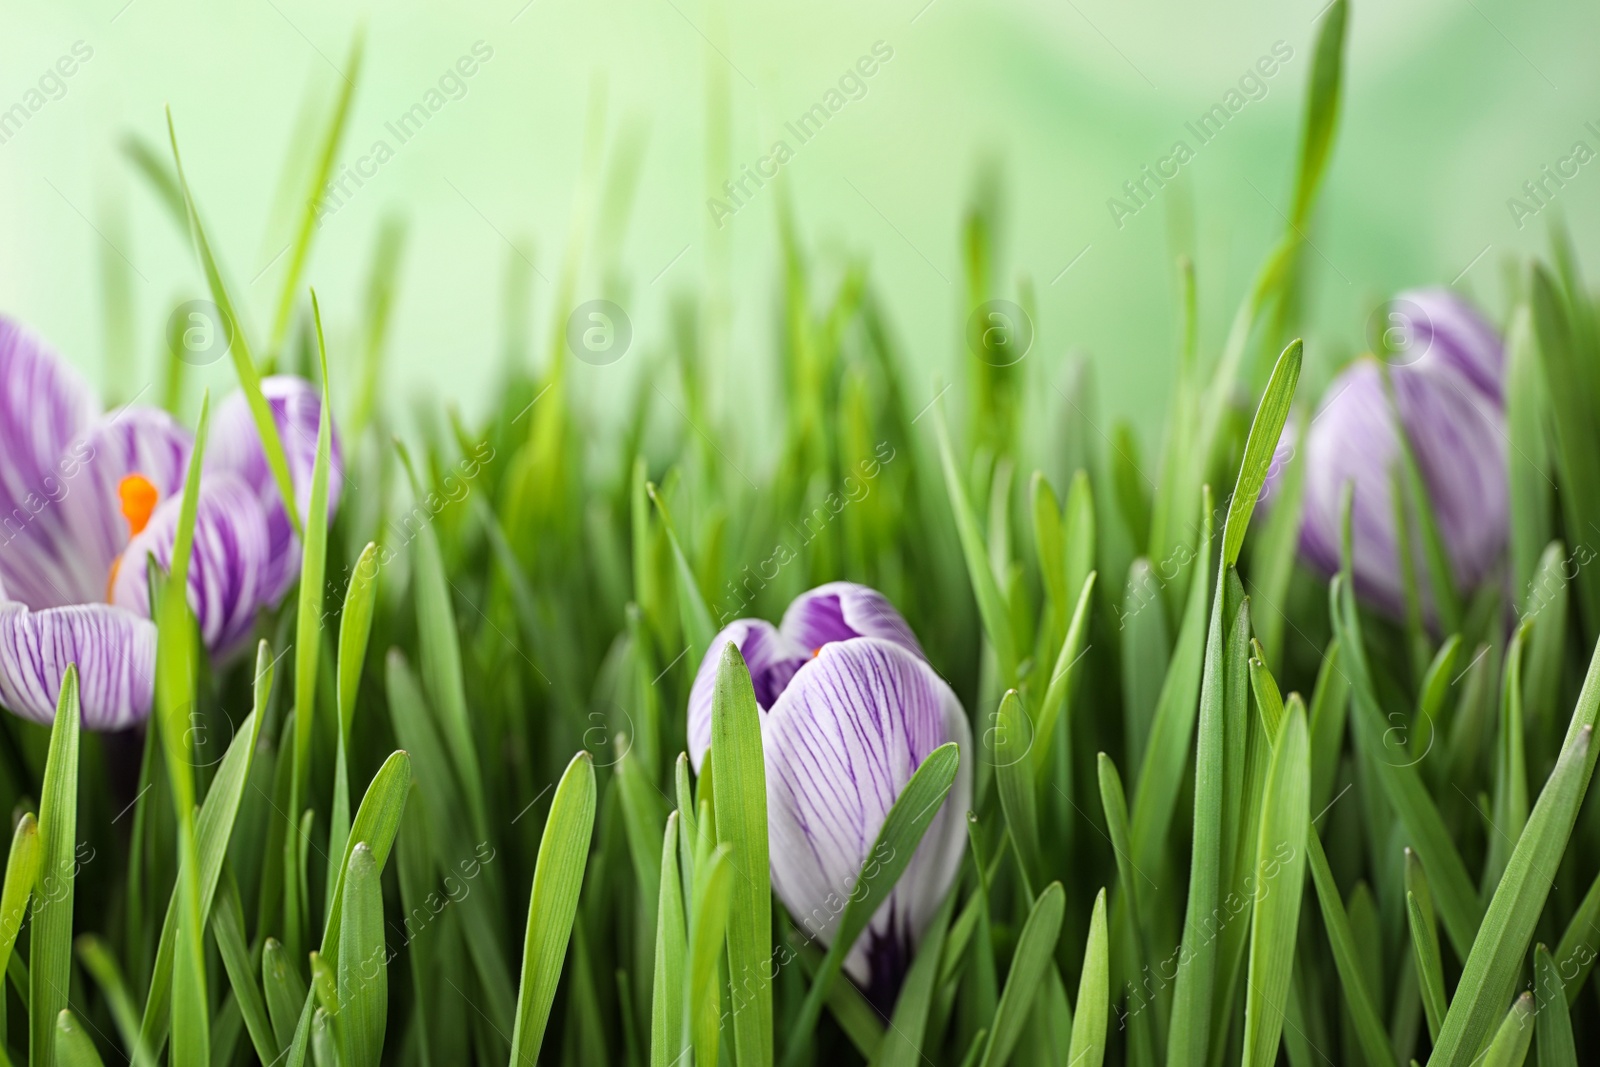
[337,843,386,1067]
[977,881,1064,1067]
[1290,0,1348,227]
[270,34,363,353]
[73,937,147,1067]
[263,939,309,1052]
[782,743,961,1067]
[1066,889,1108,1067]
[165,107,302,537]
[710,644,773,1067]
[646,481,715,662]
[1239,699,1309,1067]
[31,669,81,1067]
[1032,572,1095,776]
[934,405,1019,685]
[509,752,597,1065]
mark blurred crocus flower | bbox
[0,315,342,729]
[1282,287,1506,616]
[688,582,971,1007]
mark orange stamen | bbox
[117,474,159,537]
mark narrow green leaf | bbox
[710,643,773,1067]
[1240,699,1309,1067]
[1066,889,1108,1067]
[509,752,597,1065]
[1305,831,1399,1067]
[73,937,149,1067]
[689,843,734,1067]
[1289,0,1348,226]
[1306,638,1350,814]
[0,814,40,1005]
[1533,944,1576,1067]
[31,667,81,1067]
[978,881,1065,1067]
[165,108,301,537]
[934,405,1019,684]
[646,482,716,663]
[650,812,688,1067]
[212,871,279,1067]
[1404,851,1447,1044]
[337,843,386,1067]
[329,541,381,895]
[1476,993,1534,1067]
[1221,339,1302,567]
[319,750,412,963]
[269,35,364,352]
[1426,712,1597,1061]
[53,1012,106,1067]
[993,690,1040,896]
[1032,571,1095,776]
[262,939,309,1052]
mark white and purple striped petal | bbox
[686,620,809,771]
[0,317,98,610]
[207,376,343,603]
[54,408,194,597]
[109,476,273,658]
[0,598,155,729]
[779,581,926,661]
[1390,287,1505,405]
[1299,357,1507,617]
[764,637,971,1008]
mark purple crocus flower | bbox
[0,315,342,729]
[687,582,971,1008]
[1283,288,1506,616]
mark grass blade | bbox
[710,643,772,1067]
[53,1013,105,1067]
[874,883,958,1067]
[978,881,1065,1067]
[650,813,687,1067]
[31,668,81,1067]
[1066,889,1109,1067]
[337,843,386,1067]
[1477,993,1534,1067]
[509,752,597,1065]
[1305,830,1398,1067]
[1239,698,1309,1067]
[1534,943,1576,1067]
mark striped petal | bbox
[53,407,194,597]
[764,637,971,1007]
[0,599,155,729]
[1390,287,1504,405]
[109,475,273,657]
[1299,357,1507,617]
[779,582,925,661]
[0,317,98,610]
[206,376,343,603]
[686,619,809,771]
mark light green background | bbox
[2,0,1596,448]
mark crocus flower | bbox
[0,315,341,729]
[1282,288,1505,616]
[687,582,971,1008]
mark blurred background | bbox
[2,0,1597,453]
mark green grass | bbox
[9,1,1600,1063]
